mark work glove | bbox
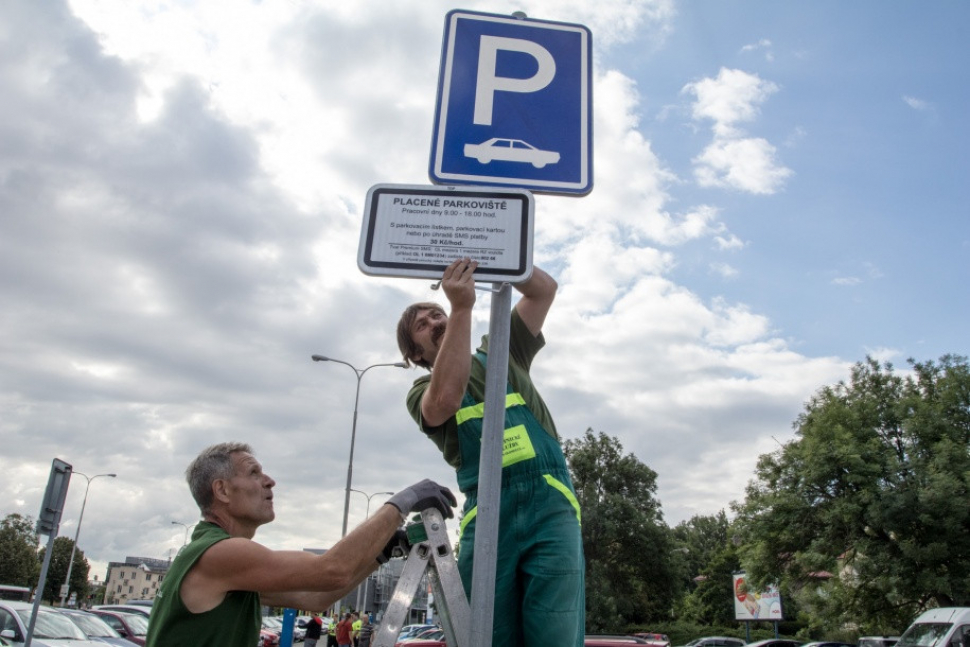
[385,479,457,519]
[377,529,411,564]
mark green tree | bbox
[673,511,731,589]
[565,428,679,630]
[733,355,970,633]
[38,536,90,604]
[0,513,40,586]
[679,543,742,626]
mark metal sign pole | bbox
[28,459,72,647]
[468,281,511,647]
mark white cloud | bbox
[903,95,931,111]
[710,261,739,278]
[683,68,791,194]
[683,67,779,136]
[740,38,774,62]
[694,137,793,194]
[832,276,862,286]
[714,233,746,250]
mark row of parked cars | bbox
[0,600,150,646]
[592,610,970,647]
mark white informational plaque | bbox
[357,184,534,283]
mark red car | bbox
[633,633,672,647]
[89,609,149,646]
[260,627,281,646]
[585,637,652,647]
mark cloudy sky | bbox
[2,0,967,580]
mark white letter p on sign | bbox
[474,35,556,126]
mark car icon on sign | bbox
[463,138,561,168]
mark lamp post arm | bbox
[312,356,406,538]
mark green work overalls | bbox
[455,352,585,647]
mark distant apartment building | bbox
[103,556,171,604]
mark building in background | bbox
[103,556,171,603]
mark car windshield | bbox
[121,612,150,636]
[899,623,952,647]
[16,609,87,640]
[64,612,122,638]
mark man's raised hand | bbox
[385,479,458,519]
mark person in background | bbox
[304,613,323,647]
[357,613,374,647]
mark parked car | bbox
[0,599,104,646]
[261,616,302,642]
[744,640,801,647]
[858,637,900,647]
[801,642,855,647]
[397,632,446,647]
[396,628,445,647]
[898,608,970,647]
[88,610,148,646]
[259,627,280,647]
[586,637,651,647]
[91,606,151,619]
[58,609,139,646]
[395,625,436,645]
[681,637,746,647]
[632,633,671,647]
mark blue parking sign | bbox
[430,10,593,195]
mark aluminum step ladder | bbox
[372,507,470,647]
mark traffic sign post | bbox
[430,10,593,194]
[358,11,592,647]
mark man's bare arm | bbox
[182,504,401,613]
[514,266,557,336]
[421,258,477,427]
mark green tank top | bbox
[145,522,261,647]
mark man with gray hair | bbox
[146,442,455,647]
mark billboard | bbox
[733,572,784,621]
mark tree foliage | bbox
[38,535,90,604]
[565,428,678,630]
[673,511,730,587]
[733,355,970,633]
[0,513,40,586]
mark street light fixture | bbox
[171,521,195,546]
[350,489,394,520]
[60,472,117,607]
[311,354,406,537]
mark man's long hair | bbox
[396,302,446,370]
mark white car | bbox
[463,138,560,168]
[0,600,105,646]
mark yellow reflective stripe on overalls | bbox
[455,393,527,425]
[458,475,581,539]
[544,474,582,526]
[459,506,477,537]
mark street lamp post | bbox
[60,472,117,607]
[311,355,406,537]
[350,489,393,611]
[171,521,195,546]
